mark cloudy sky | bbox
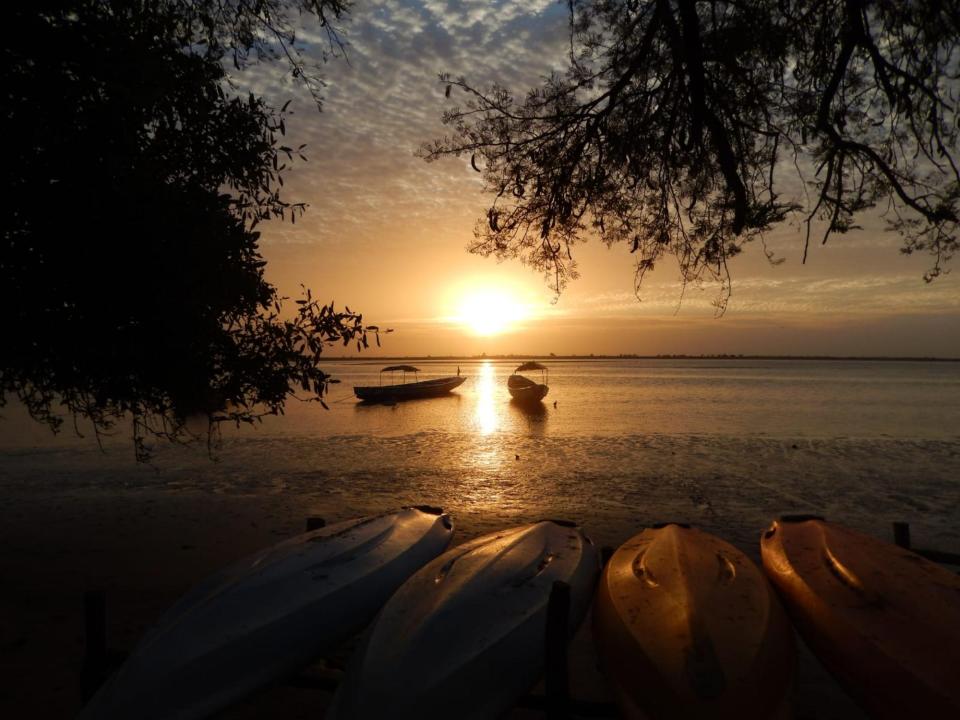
[250,0,959,357]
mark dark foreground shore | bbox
[0,487,879,720]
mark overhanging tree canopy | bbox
[2,1,374,459]
[421,0,960,310]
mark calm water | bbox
[2,358,959,552]
[293,358,960,439]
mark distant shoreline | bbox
[320,354,960,362]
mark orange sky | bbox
[249,1,960,358]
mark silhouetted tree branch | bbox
[175,0,351,110]
[2,1,374,460]
[421,0,960,311]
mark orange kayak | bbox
[761,516,960,718]
[594,524,795,719]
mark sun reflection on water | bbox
[461,362,511,515]
[474,361,499,435]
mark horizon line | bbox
[319,353,960,362]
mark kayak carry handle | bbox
[545,580,571,719]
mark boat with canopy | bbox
[507,362,549,404]
[353,366,466,402]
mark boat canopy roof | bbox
[515,361,548,372]
[382,365,420,372]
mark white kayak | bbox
[79,506,454,720]
[328,520,600,719]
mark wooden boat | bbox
[594,523,795,719]
[508,361,549,403]
[79,507,454,720]
[354,365,466,402]
[327,520,600,719]
[761,515,960,718]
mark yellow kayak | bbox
[594,523,795,719]
[761,515,960,718]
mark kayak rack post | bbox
[306,517,326,532]
[545,580,571,720]
[893,521,911,549]
[600,546,614,567]
[80,591,130,705]
[891,521,960,567]
[81,590,107,703]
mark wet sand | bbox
[0,487,873,720]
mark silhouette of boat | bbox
[508,361,549,403]
[354,365,466,402]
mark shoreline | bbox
[318,354,960,363]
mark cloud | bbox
[235,1,570,249]
[569,272,960,318]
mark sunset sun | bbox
[456,288,529,336]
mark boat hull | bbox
[507,374,548,403]
[354,375,465,402]
[328,521,599,719]
[761,516,960,718]
[508,384,549,403]
[79,508,454,720]
[594,524,795,719]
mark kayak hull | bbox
[328,520,600,719]
[761,516,960,718]
[594,524,795,720]
[80,507,454,720]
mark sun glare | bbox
[456,289,529,336]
